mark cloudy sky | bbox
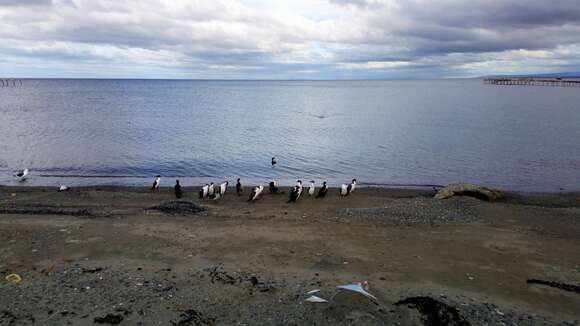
[1,0,580,79]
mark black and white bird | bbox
[269,180,279,193]
[247,185,264,202]
[316,181,328,198]
[271,157,277,167]
[151,175,161,190]
[174,180,182,199]
[199,184,210,199]
[216,181,228,196]
[236,178,242,196]
[308,180,315,196]
[208,182,215,196]
[209,192,221,200]
[288,180,303,203]
[15,168,28,181]
[58,185,70,192]
[340,178,357,197]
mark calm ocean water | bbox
[0,79,579,192]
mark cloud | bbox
[0,0,52,6]
[0,0,579,78]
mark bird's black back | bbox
[269,182,278,193]
[248,188,257,201]
[289,186,299,202]
[316,185,328,198]
[174,184,182,199]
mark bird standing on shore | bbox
[217,181,228,196]
[316,181,328,198]
[208,182,215,196]
[248,185,264,202]
[236,178,242,196]
[271,157,277,167]
[15,168,28,182]
[288,180,303,203]
[269,180,279,193]
[340,179,357,197]
[174,180,182,198]
[199,184,209,199]
[58,185,70,192]
[308,180,315,196]
[151,175,161,190]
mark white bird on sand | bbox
[208,182,215,196]
[151,175,161,190]
[308,180,315,196]
[199,184,209,199]
[248,185,264,202]
[15,168,28,181]
[58,185,69,192]
[340,179,357,197]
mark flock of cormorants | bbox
[148,157,357,203]
[152,175,358,203]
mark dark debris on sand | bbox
[93,313,124,325]
[0,204,95,217]
[527,279,580,294]
[148,201,206,215]
[171,309,216,326]
[395,296,471,326]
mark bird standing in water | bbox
[271,157,277,167]
[15,168,28,182]
[174,180,182,198]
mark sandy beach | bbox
[0,186,579,325]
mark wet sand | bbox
[0,186,579,325]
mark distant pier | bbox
[484,78,580,87]
[0,78,23,87]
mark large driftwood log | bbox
[434,183,503,202]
